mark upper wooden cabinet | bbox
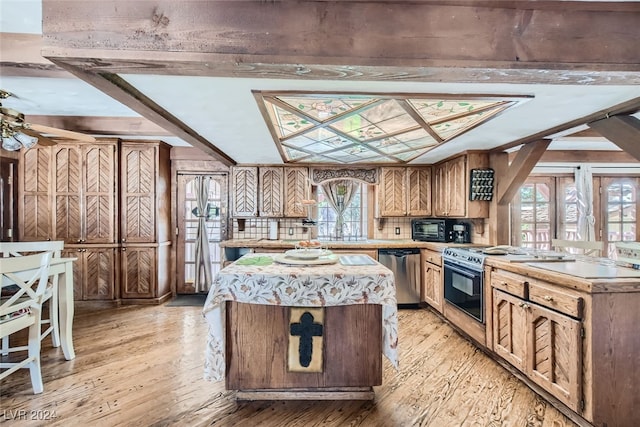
[54,143,117,244]
[19,147,52,241]
[20,142,117,243]
[230,166,258,217]
[231,166,309,218]
[120,142,171,243]
[284,167,310,218]
[433,154,489,218]
[377,167,431,217]
[407,167,432,216]
[259,167,284,217]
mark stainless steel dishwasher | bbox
[378,248,421,308]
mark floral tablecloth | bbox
[202,253,398,381]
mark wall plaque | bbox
[288,307,324,373]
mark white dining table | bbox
[1,256,77,360]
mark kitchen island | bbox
[203,252,398,400]
[482,256,640,427]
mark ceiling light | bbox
[13,131,38,148]
[2,135,22,151]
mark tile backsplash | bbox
[231,217,413,241]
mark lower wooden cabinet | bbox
[527,301,582,412]
[420,249,443,313]
[493,288,582,412]
[120,244,171,301]
[63,247,117,301]
[492,289,527,371]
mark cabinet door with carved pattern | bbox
[19,146,52,241]
[284,167,309,217]
[527,303,582,413]
[72,247,116,301]
[121,144,156,243]
[120,246,156,299]
[378,167,406,217]
[52,145,83,243]
[231,167,258,217]
[407,167,432,216]
[259,167,284,217]
[83,144,116,243]
[447,156,467,217]
[493,288,527,371]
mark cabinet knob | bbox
[122,248,127,251]
[77,249,82,252]
[543,295,554,301]
[518,302,530,309]
[122,238,126,242]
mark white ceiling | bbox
[1,0,639,169]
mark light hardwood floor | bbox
[1,304,577,427]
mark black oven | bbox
[442,249,484,323]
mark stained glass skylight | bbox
[256,92,529,164]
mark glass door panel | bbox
[176,173,228,293]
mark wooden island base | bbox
[225,302,383,400]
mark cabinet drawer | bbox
[490,270,528,299]
[422,250,442,267]
[528,282,583,319]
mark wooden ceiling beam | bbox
[588,115,640,162]
[497,139,551,205]
[45,60,235,166]
[0,32,69,78]
[23,115,172,137]
[41,1,640,77]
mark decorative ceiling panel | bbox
[258,92,525,164]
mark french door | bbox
[176,173,228,294]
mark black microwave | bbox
[411,218,455,242]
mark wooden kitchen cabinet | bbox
[230,166,258,217]
[527,300,582,412]
[377,167,431,217]
[433,154,489,218]
[119,142,172,301]
[120,143,171,243]
[20,142,117,244]
[420,249,442,313]
[63,246,117,301]
[490,267,584,414]
[232,166,310,218]
[119,245,170,300]
[259,167,284,217]
[284,167,310,217]
[19,146,52,241]
[407,167,432,216]
[53,143,117,244]
[19,139,171,303]
[378,168,406,217]
[492,289,528,371]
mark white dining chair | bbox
[0,241,64,356]
[551,239,605,257]
[0,251,52,394]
